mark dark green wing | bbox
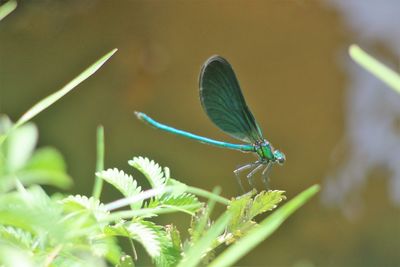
[199,55,264,143]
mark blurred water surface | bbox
[1,1,399,266]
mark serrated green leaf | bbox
[146,193,201,215]
[96,168,142,209]
[0,186,65,241]
[128,157,166,190]
[0,226,34,250]
[226,190,254,232]
[248,190,286,219]
[62,195,108,221]
[105,220,162,258]
[105,220,180,267]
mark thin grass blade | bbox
[15,49,117,129]
[349,45,400,93]
[0,0,17,21]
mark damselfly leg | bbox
[234,162,256,191]
[261,162,272,188]
[246,163,265,188]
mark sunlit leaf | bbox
[62,195,108,221]
[129,157,166,190]
[226,190,254,232]
[5,123,38,172]
[247,190,286,219]
[16,147,72,189]
[0,226,33,250]
[97,168,142,209]
[105,220,162,258]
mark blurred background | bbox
[1,1,400,266]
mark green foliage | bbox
[0,117,72,192]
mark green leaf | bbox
[209,184,320,267]
[105,220,180,267]
[97,168,142,209]
[147,193,201,215]
[0,186,65,241]
[0,226,34,250]
[225,190,286,241]
[226,190,254,232]
[5,122,38,172]
[129,157,166,190]
[16,147,72,189]
[62,195,108,221]
[105,220,162,258]
[349,45,400,93]
[247,190,286,219]
[14,49,117,129]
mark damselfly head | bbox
[273,150,286,165]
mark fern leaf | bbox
[0,226,33,250]
[128,157,166,190]
[96,168,142,209]
[62,195,108,221]
[105,220,162,258]
[105,220,180,266]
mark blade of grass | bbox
[92,125,105,198]
[349,45,400,93]
[0,0,17,21]
[15,49,117,129]
[177,212,232,267]
[209,184,320,267]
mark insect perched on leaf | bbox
[135,55,285,190]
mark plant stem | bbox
[92,125,105,199]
